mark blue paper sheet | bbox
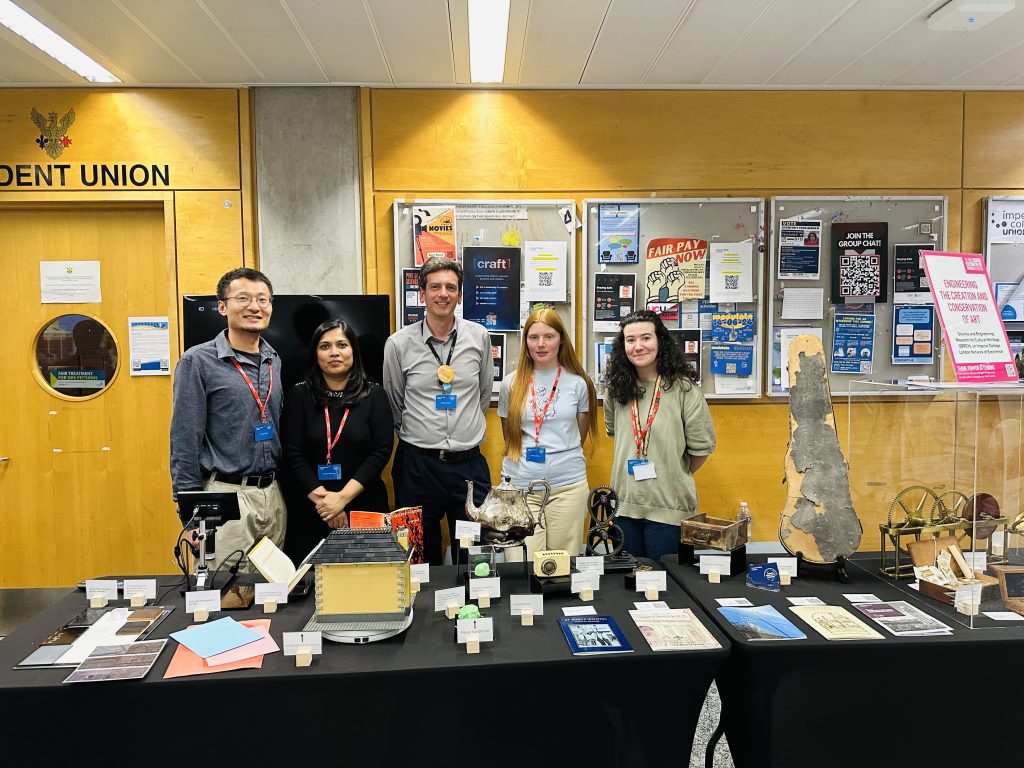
[170,617,263,659]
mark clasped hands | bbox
[309,486,348,529]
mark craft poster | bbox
[710,311,754,343]
[597,204,640,264]
[668,329,701,383]
[988,199,1024,244]
[893,244,931,304]
[831,222,888,303]
[593,272,635,331]
[777,219,821,280]
[462,246,521,331]
[490,333,505,392]
[830,313,875,374]
[645,237,708,322]
[922,251,1017,383]
[892,305,935,365]
[710,344,753,376]
[524,241,568,301]
[413,207,456,266]
[709,241,754,303]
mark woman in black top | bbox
[281,319,393,561]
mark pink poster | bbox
[921,251,1017,384]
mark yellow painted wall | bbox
[363,89,1024,546]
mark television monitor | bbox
[182,294,391,390]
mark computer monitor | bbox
[177,490,240,527]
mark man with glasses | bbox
[170,267,286,570]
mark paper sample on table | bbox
[164,620,271,679]
[56,608,133,665]
[789,605,883,641]
[204,622,278,666]
[170,616,263,658]
[629,609,721,651]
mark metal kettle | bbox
[465,475,551,545]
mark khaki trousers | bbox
[522,478,590,557]
[203,475,287,573]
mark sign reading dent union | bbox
[0,106,170,189]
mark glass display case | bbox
[846,381,1024,627]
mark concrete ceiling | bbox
[3,0,1024,88]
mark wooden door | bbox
[0,201,180,586]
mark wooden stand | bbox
[466,638,480,654]
[193,607,210,623]
[520,610,534,626]
[295,647,312,667]
[262,599,278,614]
[129,595,147,608]
[89,595,108,609]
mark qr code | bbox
[725,363,737,374]
[724,274,738,291]
[538,272,553,287]
[839,253,880,297]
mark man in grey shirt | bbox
[383,255,492,565]
[170,267,286,572]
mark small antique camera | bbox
[533,549,570,578]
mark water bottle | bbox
[737,501,752,542]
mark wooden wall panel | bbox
[964,93,1024,189]
[371,90,964,192]
[174,191,244,298]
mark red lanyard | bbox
[630,375,662,459]
[529,367,562,446]
[231,357,273,422]
[323,406,350,464]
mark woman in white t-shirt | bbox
[498,308,598,556]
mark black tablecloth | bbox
[664,553,1024,767]
[0,565,729,765]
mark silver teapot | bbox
[466,475,551,546]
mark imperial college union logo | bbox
[30,107,75,159]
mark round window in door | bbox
[34,314,119,399]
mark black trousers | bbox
[392,441,491,566]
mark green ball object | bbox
[474,562,491,578]
[458,604,481,620]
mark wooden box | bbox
[907,536,999,605]
[681,514,748,552]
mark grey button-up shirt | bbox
[170,330,283,494]
[382,318,491,451]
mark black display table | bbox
[0,566,729,765]
[664,553,1024,768]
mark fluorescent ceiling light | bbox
[468,0,510,83]
[0,0,120,82]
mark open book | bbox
[247,537,321,593]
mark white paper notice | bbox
[524,241,567,301]
[40,261,101,303]
[843,593,881,603]
[454,520,481,543]
[255,583,289,605]
[714,374,756,395]
[128,317,171,376]
[635,571,667,593]
[562,605,597,616]
[715,597,753,607]
[570,571,600,593]
[469,577,501,600]
[510,594,544,616]
[282,632,323,655]
[781,288,824,320]
[780,327,823,391]
[634,601,670,611]
[574,556,605,575]
[457,617,494,643]
[787,596,825,606]
[433,586,466,612]
[410,563,430,584]
[85,580,119,600]
[709,241,754,303]
[678,300,699,329]
[185,591,222,614]
[699,555,732,576]
[122,579,157,600]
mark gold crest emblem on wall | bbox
[30,107,76,159]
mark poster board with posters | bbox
[583,198,765,400]
[983,196,1024,381]
[768,196,947,398]
[393,199,575,401]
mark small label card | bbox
[574,556,605,575]
[469,577,501,600]
[983,611,1024,621]
[434,586,466,612]
[992,531,1006,556]
[843,593,881,604]
[410,563,430,584]
[562,605,597,616]
[510,594,544,617]
[635,571,667,593]
[571,571,600,594]
[185,590,222,614]
[962,552,987,572]
[122,579,157,601]
[255,583,289,606]
[634,462,657,481]
[456,617,494,643]
[85,579,119,600]
[787,596,825,606]
[716,597,753,607]
[283,631,323,655]
[634,601,670,611]
[454,520,481,544]
[768,557,798,578]
[699,555,732,576]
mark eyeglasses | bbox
[226,294,273,308]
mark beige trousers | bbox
[203,476,287,573]
[522,478,590,558]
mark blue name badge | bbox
[435,394,457,410]
[253,422,275,442]
[745,563,781,592]
[524,446,546,463]
[627,459,649,476]
[317,464,342,481]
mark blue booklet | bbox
[716,605,806,641]
[558,615,634,655]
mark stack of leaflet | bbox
[852,601,953,637]
[164,617,279,679]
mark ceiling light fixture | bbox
[926,0,1015,31]
[0,0,120,82]
[468,0,510,83]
